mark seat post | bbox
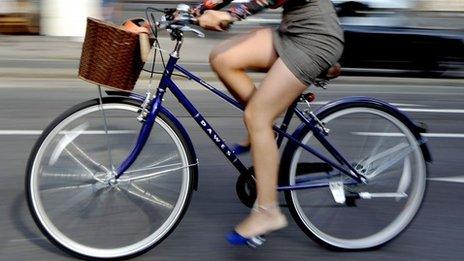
[276,102,297,147]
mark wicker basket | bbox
[78,17,149,91]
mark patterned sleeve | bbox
[227,0,279,20]
[193,0,234,15]
[194,0,283,20]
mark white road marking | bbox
[423,133,464,138]
[0,130,135,135]
[428,176,464,183]
[353,132,464,138]
[0,130,42,135]
[400,108,464,113]
[393,103,426,107]
[9,237,46,243]
[300,101,424,107]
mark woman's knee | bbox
[209,46,230,72]
[243,106,257,130]
[243,105,272,132]
[209,28,275,73]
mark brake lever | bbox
[169,24,205,38]
[181,26,205,38]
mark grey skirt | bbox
[273,0,344,85]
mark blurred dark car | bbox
[124,0,464,78]
[335,1,464,78]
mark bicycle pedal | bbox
[227,231,266,248]
[329,181,346,204]
[246,236,265,248]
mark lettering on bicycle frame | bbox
[194,114,233,158]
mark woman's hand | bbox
[198,10,236,31]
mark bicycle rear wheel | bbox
[282,104,427,250]
[26,97,195,259]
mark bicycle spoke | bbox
[44,185,106,217]
[119,162,196,183]
[49,122,89,165]
[69,142,111,172]
[124,154,180,175]
[118,183,173,209]
[362,142,409,166]
[141,154,179,170]
[41,183,96,193]
[366,143,416,180]
[64,146,107,182]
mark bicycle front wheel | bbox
[282,103,427,250]
[26,97,195,260]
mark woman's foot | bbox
[231,142,251,155]
[227,205,287,247]
[236,205,287,237]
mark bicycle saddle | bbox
[313,63,341,88]
[319,63,341,80]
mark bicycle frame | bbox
[114,52,365,190]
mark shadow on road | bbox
[9,192,67,257]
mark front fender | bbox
[105,90,145,103]
[293,96,432,162]
[105,90,200,190]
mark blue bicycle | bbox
[26,5,431,260]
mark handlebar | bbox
[152,4,205,39]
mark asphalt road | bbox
[0,77,464,260]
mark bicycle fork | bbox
[114,88,166,179]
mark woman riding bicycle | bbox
[193,0,344,246]
[26,1,430,256]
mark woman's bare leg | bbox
[210,28,277,146]
[209,28,277,104]
[236,58,308,237]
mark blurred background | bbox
[0,0,463,77]
[1,1,464,261]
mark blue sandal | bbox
[226,230,266,248]
[231,144,251,155]
[226,205,287,248]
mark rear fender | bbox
[292,96,432,162]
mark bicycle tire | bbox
[26,97,196,260]
[280,102,428,250]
